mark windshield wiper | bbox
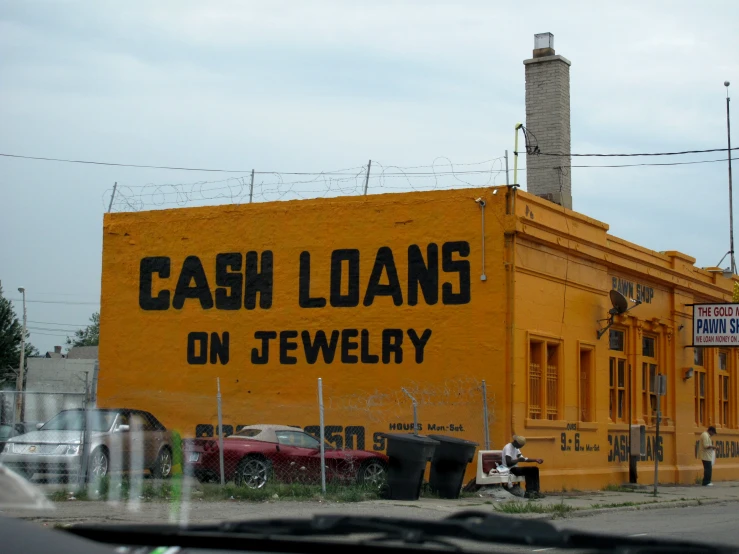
[67,510,737,553]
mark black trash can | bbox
[427,434,479,499]
[381,433,439,500]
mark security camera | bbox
[475,198,486,207]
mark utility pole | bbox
[249,170,255,204]
[15,287,27,422]
[726,81,735,275]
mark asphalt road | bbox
[546,502,739,552]
[5,496,739,552]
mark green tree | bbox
[67,312,100,348]
[0,282,38,387]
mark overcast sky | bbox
[1,1,737,354]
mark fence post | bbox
[481,380,490,450]
[216,378,225,486]
[363,160,372,195]
[401,388,419,435]
[78,395,91,488]
[318,377,326,495]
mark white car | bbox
[0,408,175,481]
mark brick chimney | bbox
[54,346,62,354]
[524,33,572,209]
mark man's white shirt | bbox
[500,442,522,470]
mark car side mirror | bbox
[36,423,44,430]
[117,424,130,432]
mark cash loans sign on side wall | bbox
[138,242,472,366]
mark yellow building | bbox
[98,184,738,490]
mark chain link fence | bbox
[177,377,496,493]
[1,379,496,503]
[0,391,88,483]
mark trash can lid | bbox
[426,434,479,446]
[380,433,440,445]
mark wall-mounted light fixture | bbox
[683,367,695,381]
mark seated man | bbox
[500,435,544,499]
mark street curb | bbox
[549,497,730,520]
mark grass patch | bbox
[199,481,381,502]
[49,476,382,503]
[493,501,575,518]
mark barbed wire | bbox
[105,158,507,213]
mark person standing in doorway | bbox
[501,435,545,499]
[698,426,717,486]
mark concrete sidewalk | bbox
[453,481,739,517]
[4,481,739,526]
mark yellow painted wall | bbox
[98,186,739,490]
[99,189,510,464]
[509,191,739,490]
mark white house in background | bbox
[21,346,99,424]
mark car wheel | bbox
[236,456,271,489]
[88,447,109,482]
[358,459,387,487]
[152,447,173,479]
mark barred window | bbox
[610,357,626,422]
[579,347,594,422]
[696,368,707,426]
[528,338,561,420]
[642,335,661,424]
[718,350,733,428]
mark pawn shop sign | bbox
[692,303,739,347]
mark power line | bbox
[27,320,90,327]
[8,146,731,175]
[519,147,739,158]
[26,330,73,337]
[0,152,371,175]
[0,153,256,173]
[9,298,99,305]
[28,326,79,333]
[518,157,731,171]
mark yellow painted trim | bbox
[525,419,568,429]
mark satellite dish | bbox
[598,289,643,339]
[609,290,629,315]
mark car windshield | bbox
[40,411,117,432]
[0,4,732,553]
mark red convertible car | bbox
[183,424,388,488]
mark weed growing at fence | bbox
[197,482,380,502]
[49,477,383,503]
[602,484,650,493]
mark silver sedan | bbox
[0,408,174,482]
